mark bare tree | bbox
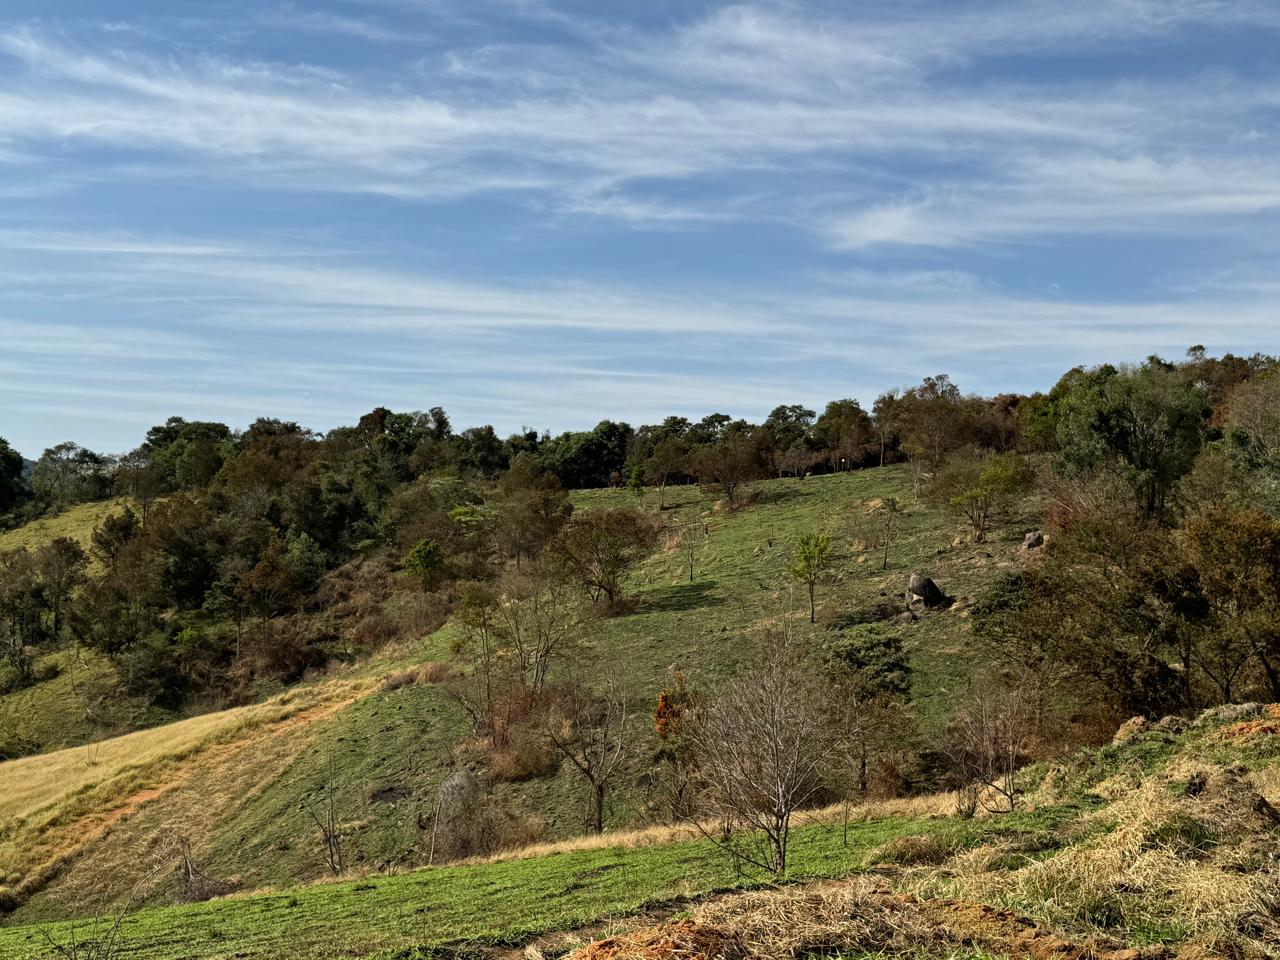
[944,682,1032,814]
[493,561,585,695]
[299,756,345,875]
[428,768,482,863]
[692,630,842,875]
[41,844,184,960]
[877,497,903,571]
[448,572,583,750]
[545,680,630,834]
[681,521,706,583]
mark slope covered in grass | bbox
[1,706,1275,960]
[0,649,160,758]
[1,467,1031,925]
[0,498,129,556]
[0,678,374,920]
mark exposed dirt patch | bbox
[1221,704,1280,740]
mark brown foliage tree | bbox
[692,432,762,506]
[551,508,659,612]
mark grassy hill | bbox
[0,467,1039,927]
[0,704,1275,959]
[0,498,129,556]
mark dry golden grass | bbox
[0,499,131,559]
[13,687,358,920]
[915,761,1280,958]
[575,878,1158,960]
[0,677,375,910]
[0,684,348,827]
[460,791,958,868]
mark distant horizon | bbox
[3,342,1253,461]
[6,1,1280,456]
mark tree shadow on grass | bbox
[746,483,810,507]
[639,580,723,613]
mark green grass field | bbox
[0,814,958,960]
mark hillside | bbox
[0,467,1035,926]
[0,704,1275,959]
[0,498,128,556]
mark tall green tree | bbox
[404,539,446,591]
[0,436,26,515]
[813,399,874,469]
[31,442,112,509]
[1057,361,1209,521]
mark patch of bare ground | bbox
[1219,703,1280,740]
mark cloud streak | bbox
[2,1,1280,453]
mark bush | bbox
[868,832,963,866]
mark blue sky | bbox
[4,0,1280,456]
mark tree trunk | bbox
[1259,650,1280,701]
[593,782,606,834]
[808,583,816,623]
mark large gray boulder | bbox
[906,573,946,609]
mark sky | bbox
[4,0,1280,456]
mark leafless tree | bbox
[493,562,585,695]
[944,682,1032,814]
[448,571,583,750]
[40,844,183,960]
[681,521,706,583]
[545,680,630,834]
[692,630,843,875]
[166,833,231,903]
[428,768,482,863]
[299,755,345,875]
[876,497,903,571]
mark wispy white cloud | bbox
[255,6,419,43]
[3,2,1280,453]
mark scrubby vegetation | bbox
[3,346,1280,958]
